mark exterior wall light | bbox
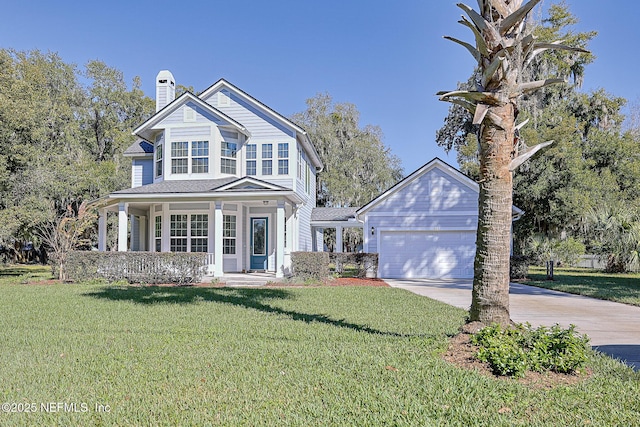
[371,226,375,235]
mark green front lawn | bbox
[0,266,638,425]
[525,266,640,306]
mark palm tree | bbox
[438,0,587,325]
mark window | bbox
[155,143,163,177]
[191,141,209,173]
[305,163,311,194]
[190,214,208,252]
[170,214,188,252]
[262,160,272,175]
[278,159,288,175]
[155,216,162,252]
[246,161,256,175]
[171,141,188,174]
[278,143,289,175]
[297,148,303,180]
[246,144,256,175]
[223,215,236,254]
[262,143,272,158]
[221,141,237,174]
[278,143,288,159]
[262,144,272,175]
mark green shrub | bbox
[291,252,330,281]
[66,251,206,284]
[471,323,590,378]
[510,255,530,280]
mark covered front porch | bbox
[310,207,364,253]
[97,193,301,279]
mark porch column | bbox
[276,200,285,278]
[335,226,343,253]
[118,202,128,252]
[313,227,324,252]
[214,201,223,277]
[139,215,147,251]
[98,209,107,251]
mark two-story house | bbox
[96,71,323,278]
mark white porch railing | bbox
[206,253,215,275]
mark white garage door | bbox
[379,230,475,279]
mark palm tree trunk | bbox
[470,103,515,326]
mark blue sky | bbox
[1,1,637,174]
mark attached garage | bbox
[357,158,522,280]
[378,230,475,279]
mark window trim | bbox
[168,213,209,253]
[171,141,189,174]
[154,215,162,252]
[221,140,237,175]
[223,214,236,255]
[191,140,209,174]
[155,143,163,178]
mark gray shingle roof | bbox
[113,178,239,195]
[311,207,359,222]
[113,177,291,195]
[124,140,154,156]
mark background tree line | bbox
[0,49,154,259]
[437,4,640,272]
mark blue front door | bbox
[250,218,268,270]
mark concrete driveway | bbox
[385,279,640,370]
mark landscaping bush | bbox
[329,253,378,278]
[66,251,206,284]
[471,323,590,378]
[510,255,530,280]
[291,251,330,281]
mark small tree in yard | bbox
[439,0,587,325]
[37,201,96,280]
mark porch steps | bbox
[206,272,284,287]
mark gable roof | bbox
[132,92,250,143]
[214,176,289,192]
[200,78,323,171]
[311,207,359,222]
[356,157,524,219]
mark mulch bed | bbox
[267,277,390,287]
[443,323,592,389]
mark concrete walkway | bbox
[385,279,640,370]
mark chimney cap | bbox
[156,70,175,86]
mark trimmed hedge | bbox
[66,251,207,284]
[329,253,378,278]
[291,252,330,281]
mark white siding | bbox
[373,168,478,214]
[162,102,224,126]
[296,165,317,251]
[203,89,295,139]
